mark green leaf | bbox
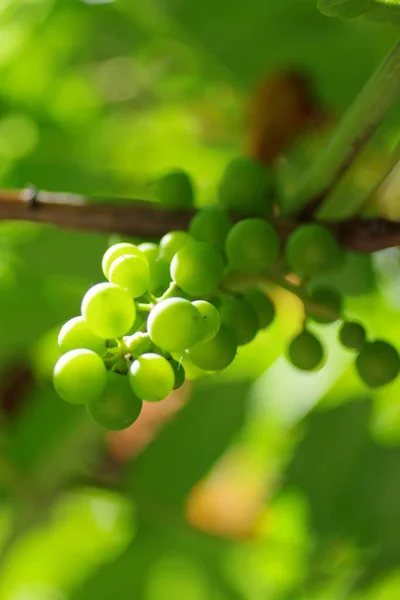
[318,0,373,19]
[318,0,400,23]
[284,398,400,587]
[126,380,250,509]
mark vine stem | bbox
[290,37,400,216]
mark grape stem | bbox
[223,270,340,322]
[136,303,153,313]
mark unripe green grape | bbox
[225,219,280,274]
[243,290,275,329]
[187,325,237,371]
[129,353,175,402]
[171,353,209,380]
[219,297,259,346]
[356,341,400,388]
[169,359,185,389]
[58,316,105,355]
[123,332,152,357]
[82,283,136,339]
[218,156,274,216]
[149,258,171,295]
[339,321,366,350]
[148,298,203,352]
[138,242,159,263]
[108,254,150,298]
[286,224,344,277]
[189,207,232,252]
[192,300,221,342]
[159,231,194,263]
[154,169,194,208]
[53,349,107,405]
[288,330,324,371]
[308,287,342,324]
[102,243,147,279]
[171,241,224,296]
[87,389,143,431]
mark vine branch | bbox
[0,187,399,252]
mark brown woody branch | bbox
[0,187,399,252]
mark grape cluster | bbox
[53,159,400,430]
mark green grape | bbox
[286,224,344,277]
[189,207,231,251]
[137,242,171,294]
[159,231,194,263]
[339,321,366,350]
[129,353,175,402]
[123,332,152,356]
[102,242,147,278]
[308,287,342,324]
[356,341,400,388]
[187,325,237,371]
[192,300,221,342]
[169,359,185,389]
[151,258,171,295]
[218,156,274,216]
[58,316,105,355]
[87,389,143,431]
[225,219,280,274]
[288,330,324,371]
[53,349,107,405]
[219,297,259,345]
[154,169,194,208]
[243,290,275,329]
[138,242,159,263]
[148,298,203,352]
[82,283,136,339]
[108,254,150,298]
[170,241,224,296]
[171,353,209,380]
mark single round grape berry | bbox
[53,349,107,404]
[171,241,224,296]
[123,332,152,357]
[308,287,342,324]
[286,224,344,277]
[225,219,280,274]
[192,300,221,342]
[169,359,185,389]
[58,316,105,355]
[129,353,175,402]
[159,231,194,263]
[339,321,366,350]
[150,258,171,295]
[154,169,194,208]
[356,341,400,388]
[102,243,147,279]
[219,297,259,345]
[82,283,136,339]
[87,390,143,431]
[218,156,274,216]
[288,330,324,371]
[148,298,203,352]
[189,207,231,252]
[138,242,159,262]
[187,325,237,371]
[108,254,150,298]
[243,290,275,329]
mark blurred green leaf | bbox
[127,380,250,509]
[318,0,400,23]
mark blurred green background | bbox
[1,1,400,599]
